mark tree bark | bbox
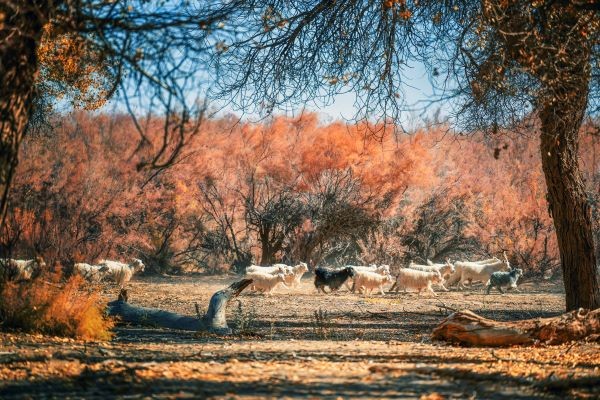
[259,230,274,265]
[432,309,600,347]
[0,2,51,228]
[538,74,600,311]
[106,279,252,334]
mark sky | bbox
[106,59,444,129]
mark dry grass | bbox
[0,270,113,340]
[0,275,598,398]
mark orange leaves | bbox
[382,0,412,21]
[0,271,113,340]
[37,23,114,110]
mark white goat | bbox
[98,258,145,288]
[353,270,394,296]
[345,264,389,291]
[246,264,290,275]
[246,264,294,289]
[0,257,46,280]
[428,257,499,266]
[453,253,511,289]
[288,262,308,287]
[408,260,455,291]
[246,272,288,295]
[393,268,442,296]
[444,256,502,288]
[74,262,107,282]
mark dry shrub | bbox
[0,269,113,340]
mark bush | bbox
[0,268,113,340]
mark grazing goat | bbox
[246,272,288,295]
[346,264,389,291]
[486,267,523,294]
[407,260,454,291]
[393,268,442,296]
[354,270,394,296]
[314,267,355,294]
[98,258,145,288]
[455,253,511,289]
[74,262,107,282]
[0,257,46,280]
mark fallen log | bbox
[106,279,252,335]
[432,308,600,347]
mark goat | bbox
[0,256,46,280]
[346,264,389,291]
[98,258,145,288]
[314,267,355,294]
[246,272,288,295]
[246,264,290,275]
[353,270,394,296]
[74,262,107,282]
[429,257,499,266]
[393,268,442,296]
[246,264,294,289]
[486,267,523,294]
[407,260,454,291]
[445,255,506,289]
[453,253,511,289]
[288,262,308,287]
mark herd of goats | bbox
[246,252,523,296]
[1,252,523,296]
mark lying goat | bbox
[314,266,355,294]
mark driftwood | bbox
[432,308,600,347]
[106,279,252,335]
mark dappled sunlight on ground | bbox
[1,275,598,398]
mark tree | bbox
[210,1,600,311]
[400,189,481,263]
[0,0,223,227]
[242,175,306,265]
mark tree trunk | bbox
[432,309,600,347]
[539,83,600,311]
[106,279,252,334]
[0,2,51,228]
[259,233,276,265]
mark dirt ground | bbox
[1,275,599,399]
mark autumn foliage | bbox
[2,112,599,276]
[0,267,113,340]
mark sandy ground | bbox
[1,275,599,399]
